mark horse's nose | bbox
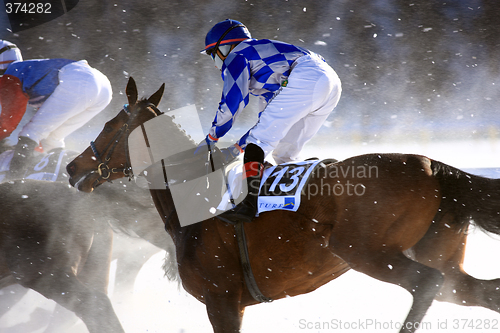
[66,161,76,177]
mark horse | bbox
[66,77,500,333]
[0,179,126,332]
[0,149,175,332]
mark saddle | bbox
[144,152,338,304]
[219,158,338,215]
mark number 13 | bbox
[269,166,305,193]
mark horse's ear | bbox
[126,77,138,106]
[148,83,165,107]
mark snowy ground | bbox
[1,139,500,332]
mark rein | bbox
[88,100,272,304]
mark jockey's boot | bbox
[219,143,264,223]
[7,136,37,180]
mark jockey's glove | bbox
[194,135,217,155]
[8,136,37,180]
[219,144,242,164]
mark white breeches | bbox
[246,54,341,164]
[19,60,112,151]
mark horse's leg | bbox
[6,249,122,333]
[77,221,114,294]
[42,222,115,333]
[20,271,124,333]
[3,230,123,332]
[205,291,245,333]
[330,216,443,331]
[345,250,443,332]
[411,214,500,313]
[438,263,500,313]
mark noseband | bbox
[89,103,159,189]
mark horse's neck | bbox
[149,188,184,241]
[132,109,198,240]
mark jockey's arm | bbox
[208,54,251,141]
[0,75,29,140]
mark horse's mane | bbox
[136,98,197,148]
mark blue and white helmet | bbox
[202,19,251,70]
[0,40,22,72]
[202,19,251,55]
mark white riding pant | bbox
[19,60,112,151]
[246,54,341,164]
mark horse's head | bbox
[67,77,165,192]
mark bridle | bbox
[88,100,178,227]
[88,102,159,189]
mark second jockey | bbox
[0,40,112,179]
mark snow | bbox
[1,140,500,332]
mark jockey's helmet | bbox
[0,40,22,73]
[202,19,251,56]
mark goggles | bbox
[209,45,232,70]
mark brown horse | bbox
[0,176,173,332]
[66,77,500,333]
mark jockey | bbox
[200,19,342,223]
[0,40,112,180]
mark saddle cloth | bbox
[0,148,73,182]
[218,159,323,214]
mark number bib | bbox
[0,148,75,182]
[257,159,321,213]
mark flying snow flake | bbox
[303,7,306,12]
[314,41,327,46]
[21,195,28,199]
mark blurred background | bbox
[1,0,499,151]
[1,1,500,332]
